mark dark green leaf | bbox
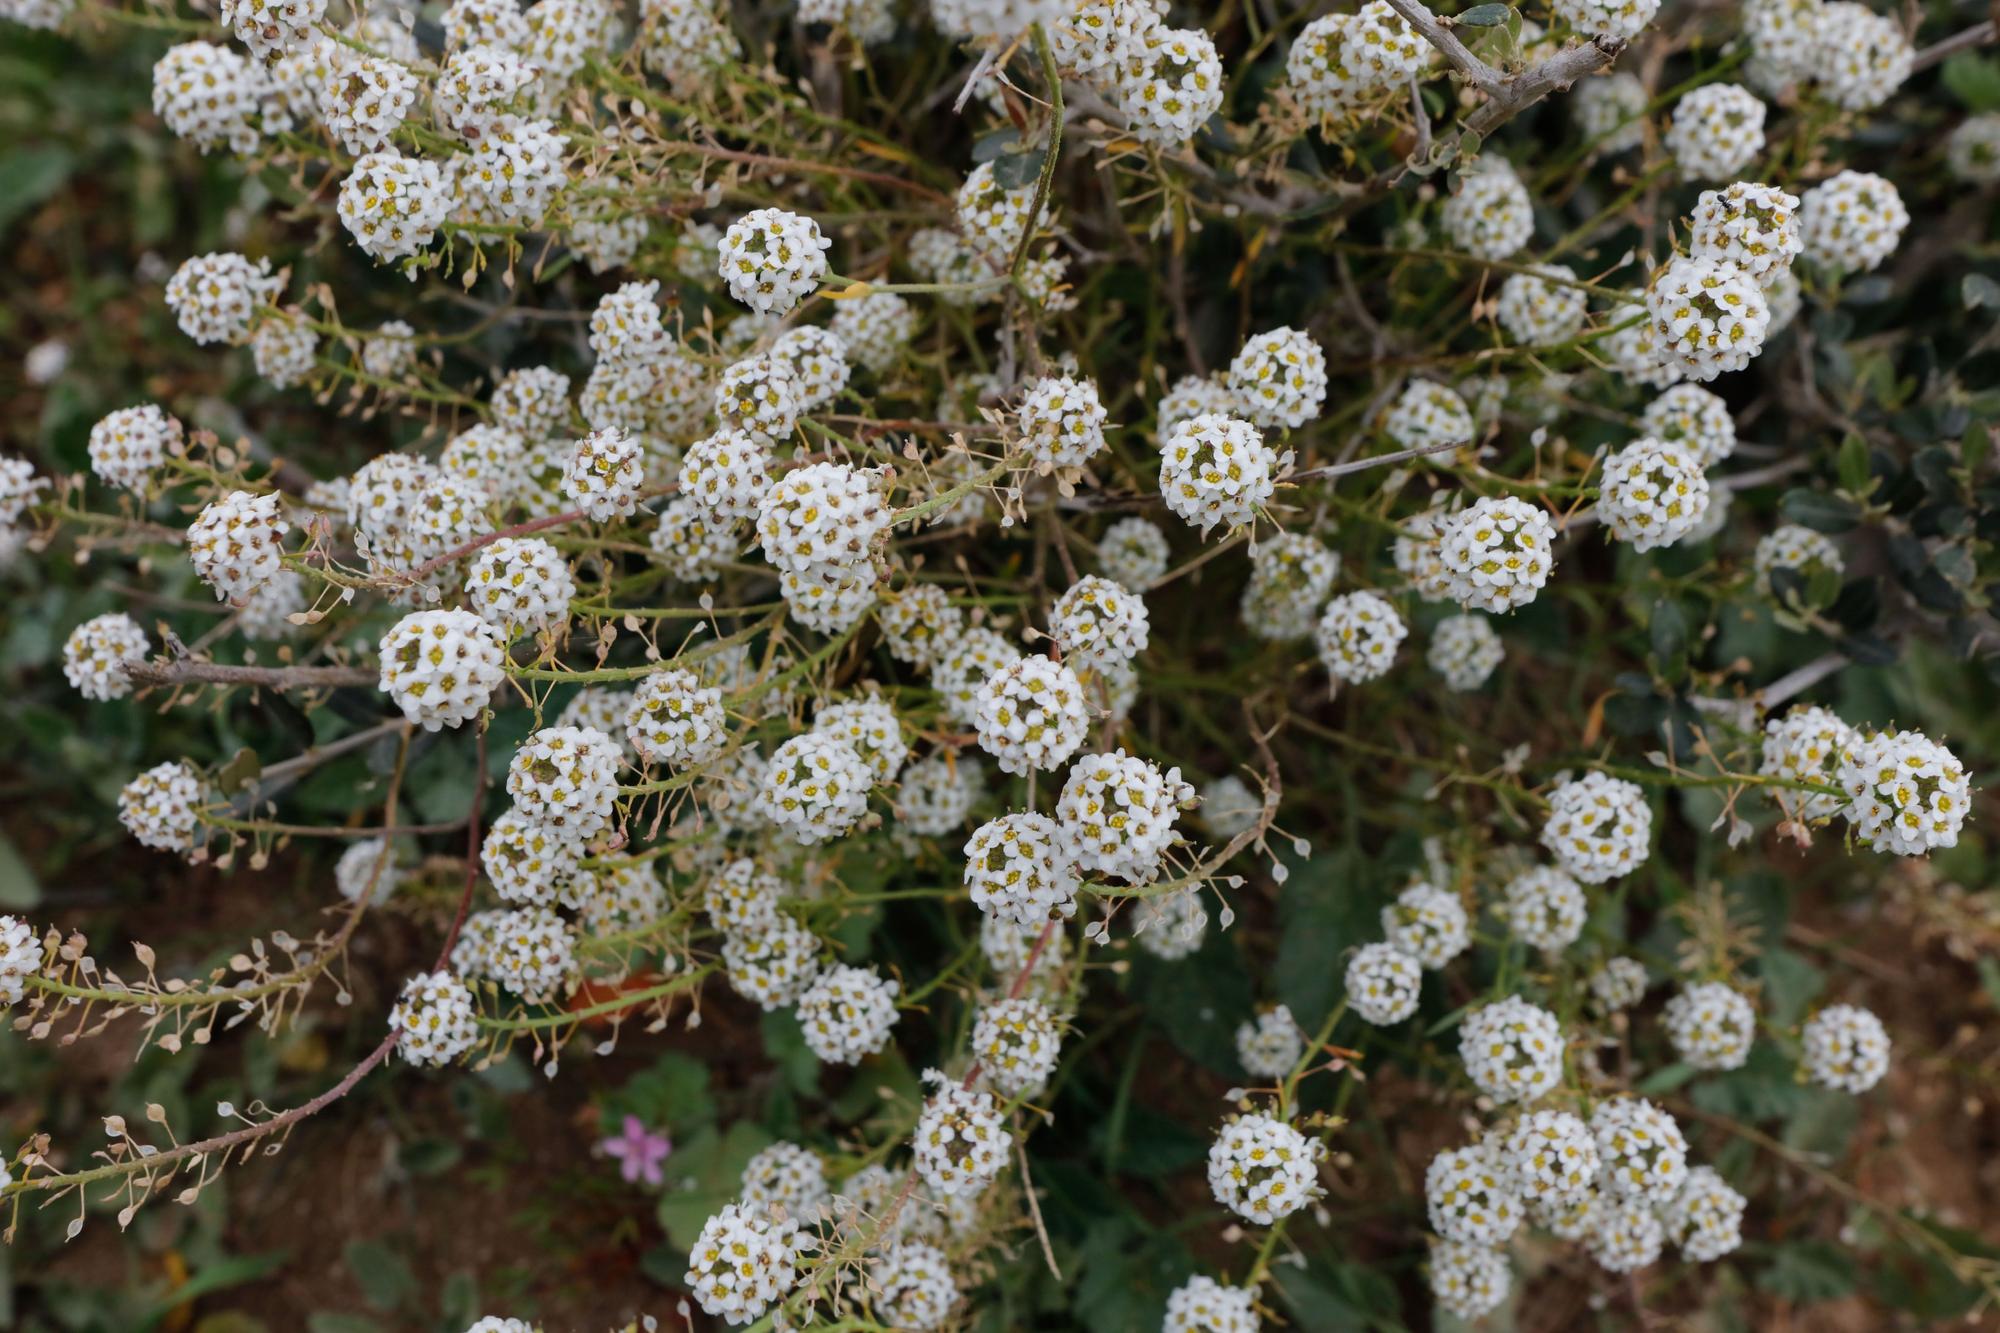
[1779,489,1862,534]
[991,149,1046,189]
[1455,3,1513,25]
[1757,1239,1859,1303]
[343,1239,416,1312]
[0,146,74,237]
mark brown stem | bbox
[126,660,377,689]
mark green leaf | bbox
[1756,1239,1859,1303]
[1942,52,2000,111]
[1274,850,1375,1030]
[305,1316,383,1333]
[0,145,74,237]
[0,831,41,909]
[972,128,1021,162]
[991,149,1046,190]
[1456,3,1512,25]
[1650,598,1689,685]
[655,1120,773,1250]
[1837,433,1872,494]
[1779,489,1862,534]
[1963,273,2000,311]
[343,1239,416,1312]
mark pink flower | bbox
[600,1114,672,1186]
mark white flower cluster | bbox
[797,962,901,1063]
[1837,728,1972,856]
[1496,265,1588,348]
[64,613,149,701]
[719,208,831,314]
[1159,414,1285,534]
[1759,704,1854,821]
[1227,327,1326,430]
[1502,865,1587,952]
[1315,591,1407,685]
[914,1074,1008,1198]
[1346,941,1425,1025]
[1162,1275,1260,1333]
[972,996,1063,1097]
[1381,880,1469,970]
[761,732,874,843]
[1206,1111,1326,1224]
[1459,994,1565,1103]
[1285,3,1424,120]
[1426,1142,1523,1246]
[1664,84,1767,180]
[1800,169,1909,274]
[1234,1004,1304,1080]
[1801,1002,1890,1092]
[1644,255,1771,381]
[1540,771,1652,884]
[0,916,42,1007]
[1663,982,1757,1071]
[378,609,508,731]
[1438,496,1557,613]
[1688,181,1803,288]
[1056,749,1195,883]
[1598,436,1711,552]
[975,656,1089,776]
[119,760,205,853]
[389,970,479,1067]
[187,489,288,602]
[1441,161,1535,262]
[1242,532,1340,642]
[88,404,181,491]
[685,1203,801,1326]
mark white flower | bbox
[88,405,181,491]
[935,627,1024,728]
[649,497,739,583]
[1381,880,1469,970]
[762,733,872,843]
[1201,774,1261,839]
[622,669,726,769]
[741,1141,831,1225]
[719,208,831,314]
[1160,414,1283,534]
[915,1074,1008,1198]
[1157,374,1241,431]
[1051,0,1161,82]
[1347,942,1422,1024]
[955,161,1039,260]
[1096,516,1172,590]
[524,0,615,84]
[1664,982,1757,1071]
[899,753,983,836]
[796,962,900,1063]
[570,207,650,274]
[456,117,568,228]
[1799,168,1909,274]
[1664,84,1767,179]
[684,1203,800,1326]
[559,427,646,522]
[1601,303,1687,389]
[237,569,306,640]
[1585,1194,1664,1272]
[491,365,572,440]
[1235,1004,1304,1080]
[877,585,965,668]
[1502,865,1586,952]
[165,252,278,346]
[723,914,823,1010]
[716,355,803,438]
[1758,705,1854,821]
[1809,0,1912,110]
[1459,994,1565,1103]
[1018,375,1109,470]
[466,537,574,638]
[829,292,917,374]
[1115,26,1226,146]
[1050,576,1149,669]
[982,911,1069,983]
[870,1241,958,1330]
[314,47,418,154]
[390,970,479,1066]
[1315,591,1407,685]
[1838,728,1972,856]
[973,996,1063,1097]
[338,150,450,264]
[703,857,783,935]
[507,725,622,839]
[682,429,773,522]
[1801,1002,1890,1092]
[1428,1241,1510,1321]
[486,906,578,1002]
[1384,380,1474,453]
[1688,181,1803,288]
[1745,0,1823,84]
[187,490,288,602]
[1753,522,1845,600]
[1948,112,2000,185]
[1590,1097,1688,1201]
[975,657,1090,776]
[1057,750,1195,884]
[1285,2,1423,118]
[1503,1109,1600,1206]
[218,0,325,60]
[1438,496,1557,613]
[251,312,319,390]
[1551,0,1659,40]
[772,325,851,410]
[812,695,909,785]
[1206,1112,1325,1224]
[1591,956,1649,1011]
[757,461,889,575]
[1647,254,1772,381]
[481,808,590,906]
[378,610,505,732]
[435,43,538,141]
[965,812,1077,925]
[1161,1274,1260,1333]
[64,613,150,701]
[1664,1165,1746,1261]
[1598,437,1711,552]
[363,322,418,380]
[152,42,264,154]
[1427,1143,1524,1246]
[1441,160,1534,261]
[1427,613,1505,692]
[1640,384,1738,467]
[588,281,667,366]
[1541,771,1652,884]
[1242,531,1340,642]
[1574,72,1647,152]
[0,916,43,1006]
[641,0,740,82]
[1496,264,1588,347]
[118,761,204,853]
[1133,888,1209,960]
[1227,327,1326,430]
